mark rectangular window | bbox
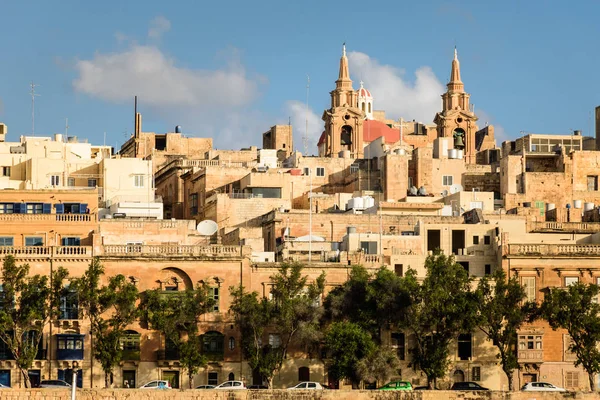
[25,237,43,247]
[316,167,325,177]
[521,276,536,302]
[133,174,144,188]
[303,167,310,176]
[0,204,13,214]
[190,193,198,216]
[472,366,481,381]
[485,264,491,275]
[268,334,281,349]
[210,287,220,312]
[61,237,81,246]
[0,237,13,246]
[50,175,60,186]
[360,241,378,255]
[391,332,405,360]
[565,276,579,286]
[208,372,218,386]
[394,264,403,277]
[565,371,579,388]
[473,236,479,245]
[519,335,542,350]
[484,236,491,245]
[587,176,598,191]
[67,177,75,187]
[427,230,441,252]
[442,175,453,186]
[458,333,472,361]
[27,203,43,214]
[1,167,10,177]
[87,179,97,187]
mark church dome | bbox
[357,81,372,98]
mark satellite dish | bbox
[409,186,418,196]
[441,190,449,197]
[449,184,464,194]
[418,186,427,196]
[197,220,218,236]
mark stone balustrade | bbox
[0,213,94,223]
[101,244,243,258]
[0,246,92,258]
[508,243,600,257]
[530,221,600,233]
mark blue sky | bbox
[0,1,599,154]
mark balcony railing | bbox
[121,349,141,361]
[530,221,600,233]
[518,349,543,363]
[101,244,241,258]
[507,243,600,257]
[0,246,92,258]
[59,307,80,320]
[0,213,94,223]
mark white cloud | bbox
[148,16,171,39]
[283,101,322,155]
[348,51,445,124]
[72,41,267,149]
[73,45,260,109]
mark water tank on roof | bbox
[448,149,458,159]
[347,226,357,235]
[354,197,365,210]
[546,203,556,211]
[175,125,182,133]
[418,186,428,196]
[574,130,581,136]
[574,200,582,209]
[364,196,375,208]
[584,202,595,212]
[456,149,464,159]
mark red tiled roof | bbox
[358,87,372,97]
[363,119,400,143]
[317,121,400,148]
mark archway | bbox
[453,128,466,150]
[453,370,465,383]
[340,125,353,150]
[158,267,193,291]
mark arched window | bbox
[228,337,235,350]
[298,366,310,382]
[368,103,372,113]
[453,369,465,383]
[202,331,224,360]
[228,372,235,381]
[340,125,353,147]
[361,102,365,112]
[120,330,141,361]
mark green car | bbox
[378,381,413,390]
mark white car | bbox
[139,380,172,389]
[288,381,324,390]
[39,380,71,388]
[521,382,566,392]
[0,383,9,388]
[214,380,246,390]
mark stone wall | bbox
[0,389,596,400]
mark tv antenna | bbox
[30,82,40,136]
[304,74,310,155]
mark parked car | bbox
[378,381,413,391]
[139,380,172,389]
[214,380,246,390]
[288,382,324,389]
[0,383,9,388]
[521,382,566,392]
[39,380,71,388]
[451,382,489,391]
[248,384,268,389]
[413,386,430,390]
[195,385,216,389]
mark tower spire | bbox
[448,47,464,92]
[336,42,351,88]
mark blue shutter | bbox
[42,203,51,214]
[13,203,22,214]
[61,238,67,246]
[57,370,65,381]
[79,203,87,214]
[55,204,64,214]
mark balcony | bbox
[101,244,244,259]
[121,349,140,361]
[507,243,600,257]
[530,221,600,234]
[518,349,543,363]
[0,213,94,223]
[0,246,92,259]
[59,307,80,320]
[56,334,84,360]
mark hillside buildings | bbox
[0,45,599,391]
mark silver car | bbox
[521,382,566,392]
[39,380,71,388]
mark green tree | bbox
[71,258,139,388]
[229,262,325,387]
[474,269,531,390]
[356,347,401,387]
[323,266,408,341]
[324,321,375,387]
[0,256,68,388]
[541,283,600,391]
[142,284,214,388]
[399,252,476,388]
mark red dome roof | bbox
[357,87,372,98]
[317,120,400,147]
